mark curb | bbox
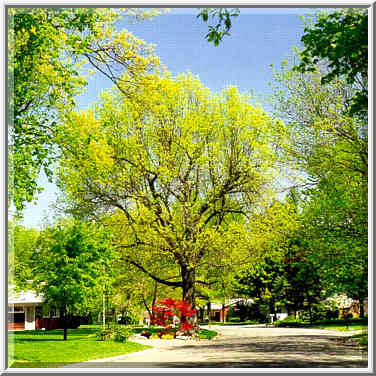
[60,347,158,368]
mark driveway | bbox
[65,325,368,368]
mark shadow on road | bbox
[63,359,368,368]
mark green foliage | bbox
[118,313,138,325]
[197,8,240,46]
[32,220,116,339]
[8,222,39,288]
[198,328,218,340]
[57,72,283,307]
[295,9,367,117]
[96,326,134,342]
[270,52,367,311]
[8,7,161,213]
[273,316,304,327]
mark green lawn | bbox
[9,326,151,368]
[200,320,259,326]
[349,331,368,348]
[197,328,218,339]
[273,317,368,332]
[307,323,368,332]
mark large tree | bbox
[8,7,161,212]
[57,72,284,307]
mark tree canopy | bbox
[33,220,115,339]
[295,8,368,118]
[57,72,285,307]
[9,8,161,212]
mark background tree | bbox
[270,53,367,315]
[57,72,285,308]
[295,8,368,118]
[8,222,39,288]
[8,7,161,212]
[33,220,115,340]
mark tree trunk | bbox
[359,299,365,318]
[152,281,158,308]
[207,302,212,322]
[60,308,67,341]
[181,266,195,309]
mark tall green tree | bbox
[270,56,367,315]
[33,220,115,340]
[8,7,161,212]
[57,72,285,308]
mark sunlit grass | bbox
[9,326,151,368]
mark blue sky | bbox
[21,8,316,228]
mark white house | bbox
[8,288,44,330]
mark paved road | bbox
[66,325,368,369]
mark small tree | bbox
[33,220,114,340]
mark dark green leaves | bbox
[295,9,368,118]
[197,8,240,46]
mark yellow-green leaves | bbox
[58,72,284,303]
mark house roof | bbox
[8,289,44,305]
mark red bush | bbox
[151,298,197,336]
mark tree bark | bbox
[359,299,365,318]
[181,265,195,309]
[60,308,67,341]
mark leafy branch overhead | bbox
[295,9,368,117]
[197,8,240,46]
[9,8,160,213]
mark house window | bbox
[9,305,24,313]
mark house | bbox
[8,286,78,331]
[323,294,368,319]
[207,298,254,322]
[8,288,44,331]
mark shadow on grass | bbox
[9,328,99,343]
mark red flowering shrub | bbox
[151,298,197,337]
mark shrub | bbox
[228,318,238,323]
[140,329,152,339]
[95,326,133,342]
[118,313,137,325]
[113,326,134,342]
[151,298,197,337]
[273,316,304,327]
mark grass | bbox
[307,323,368,331]
[200,320,259,326]
[351,332,368,347]
[8,325,151,368]
[273,317,368,332]
[198,328,218,340]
